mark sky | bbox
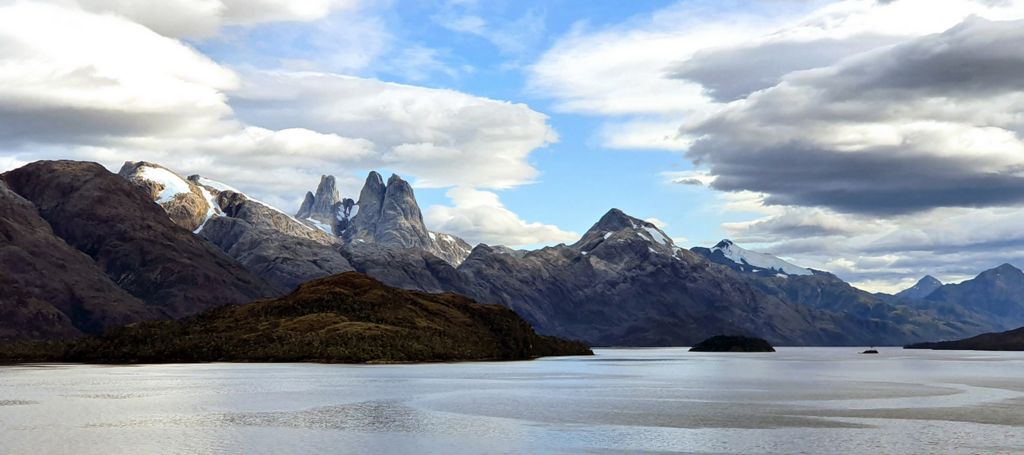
[2,0,1024,292]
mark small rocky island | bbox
[905,327,1024,351]
[0,273,592,364]
[689,335,775,352]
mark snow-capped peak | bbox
[711,240,812,276]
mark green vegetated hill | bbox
[0,273,592,364]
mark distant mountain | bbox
[895,275,943,300]
[924,264,1024,331]
[692,239,812,277]
[451,209,883,346]
[2,161,279,324]
[0,273,592,363]
[906,326,1024,351]
[694,239,986,345]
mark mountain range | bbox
[2,159,1023,347]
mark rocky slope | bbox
[0,180,156,341]
[120,162,351,290]
[895,275,943,300]
[693,241,988,344]
[3,161,279,319]
[0,273,593,364]
[453,209,874,346]
[923,264,1024,331]
[906,326,1024,351]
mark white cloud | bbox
[0,1,238,144]
[425,187,579,247]
[71,0,360,38]
[231,70,558,190]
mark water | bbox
[1,348,1023,454]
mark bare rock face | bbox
[295,175,345,235]
[3,161,280,319]
[118,161,214,232]
[212,188,335,246]
[339,242,466,294]
[199,216,353,291]
[311,175,340,220]
[296,192,315,219]
[0,179,156,341]
[190,181,347,289]
[429,231,474,266]
[343,172,473,265]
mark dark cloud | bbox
[813,17,1024,100]
[670,35,897,101]
[699,141,1024,214]
[684,17,1024,215]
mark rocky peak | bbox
[346,172,431,248]
[895,275,943,300]
[295,192,315,219]
[570,208,679,262]
[977,263,1024,282]
[295,175,345,235]
[311,175,340,217]
[340,171,473,265]
[588,208,643,234]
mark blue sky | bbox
[4,0,1024,292]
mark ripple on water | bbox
[0,400,37,406]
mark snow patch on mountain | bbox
[643,226,670,246]
[306,217,333,235]
[196,176,314,232]
[195,176,239,193]
[713,240,812,276]
[139,166,191,204]
[193,185,222,234]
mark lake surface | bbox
[1,348,1023,454]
